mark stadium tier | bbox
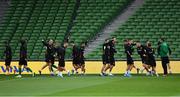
[0,0,132,60]
[69,0,131,44]
[0,0,76,60]
[86,0,180,60]
[65,0,132,58]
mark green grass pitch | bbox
[0,74,179,96]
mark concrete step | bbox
[84,0,144,55]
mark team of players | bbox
[100,37,171,77]
[3,38,171,77]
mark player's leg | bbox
[124,64,130,76]
[100,64,106,76]
[75,64,81,74]
[57,60,70,77]
[39,63,49,75]
[5,61,9,75]
[48,62,55,76]
[57,66,63,77]
[125,57,134,77]
[131,65,140,74]
[80,63,85,75]
[16,64,22,78]
[108,65,114,76]
[23,60,35,77]
[104,65,110,73]
[50,58,57,72]
[101,55,107,76]
[166,57,172,74]
[108,57,115,76]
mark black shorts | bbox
[5,59,11,66]
[127,56,134,65]
[51,57,55,65]
[73,57,80,65]
[109,56,115,66]
[141,57,146,64]
[45,56,54,63]
[80,59,85,65]
[58,60,65,67]
[19,58,27,66]
[102,55,109,65]
[161,57,170,65]
[147,58,156,67]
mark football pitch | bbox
[0,74,180,97]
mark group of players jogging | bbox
[101,37,171,77]
[3,37,172,78]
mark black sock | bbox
[19,67,21,75]
[52,64,58,69]
[51,67,54,72]
[26,67,32,73]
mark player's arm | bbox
[168,45,172,55]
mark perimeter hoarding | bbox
[0,61,179,74]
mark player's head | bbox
[158,40,161,45]
[4,41,10,46]
[127,39,132,45]
[124,39,128,45]
[20,38,26,45]
[70,41,75,46]
[105,39,109,43]
[112,37,116,41]
[63,42,68,48]
[48,39,54,45]
[81,42,85,47]
[160,38,165,42]
[147,42,152,47]
[129,39,133,44]
[112,37,116,44]
[136,41,141,47]
[146,40,150,44]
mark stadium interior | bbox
[0,0,179,61]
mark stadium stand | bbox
[65,0,132,58]
[0,0,132,60]
[86,0,180,60]
[0,0,76,60]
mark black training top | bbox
[102,42,110,56]
[146,47,155,59]
[56,46,66,60]
[125,44,133,57]
[20,43,27,59]
[109,40,117,56]
[4,45,12,59]
[79,46,85,59]
[72,45,80,58]
[42,41,56,58]
[137,45,146,58]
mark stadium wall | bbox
[0,61,179,74]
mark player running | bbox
[79,42,86,75]
[136,41,150,75]
[71,41,81,74]
[4,41,15,75]
[16,39,34,78]
[100,39,110,76]
[56,42,70,78]
[146,41,159,77]
[104,37,117,76]
[124,39,135,77]
[39,39,57,76]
